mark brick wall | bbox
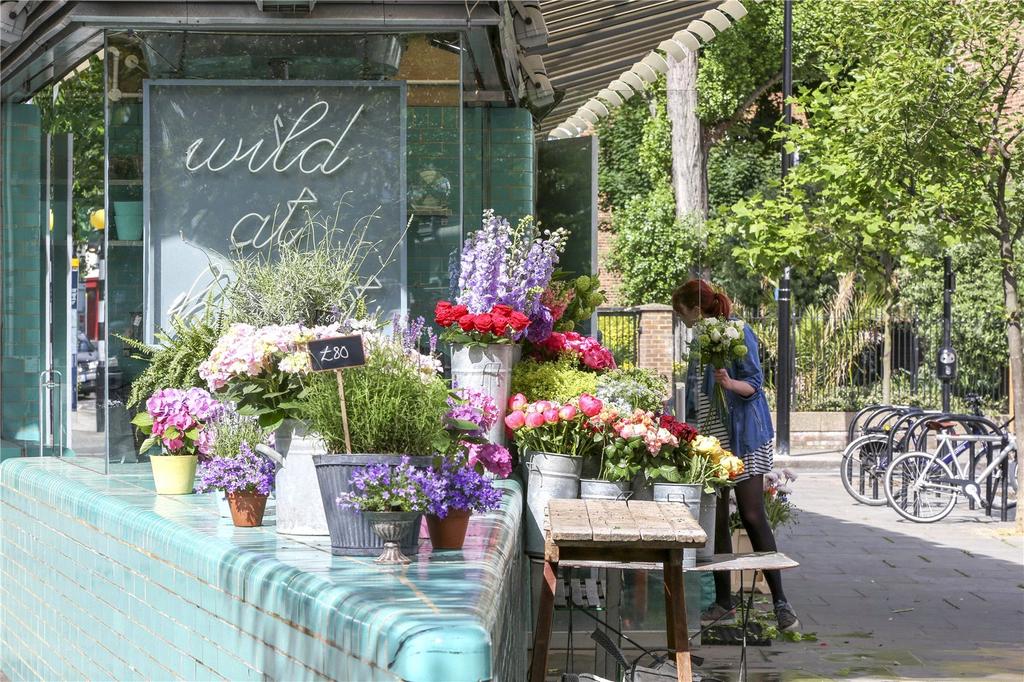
[1,104,45,445]
[595,205,624,306]
[636,303,676,381]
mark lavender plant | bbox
[195,443,276,496]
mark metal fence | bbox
[744,309,1010,413]
[596,308,641,366]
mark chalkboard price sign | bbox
[308,335,366,372]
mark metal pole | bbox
[941,255,954,412]
[777,0,795,455]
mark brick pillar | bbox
[636,304,675,381]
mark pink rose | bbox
[579,394,602,417]
[525,412,547,428]
[543,408,560,424]
[558,405,578,421]
[504,411,526,430]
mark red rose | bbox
[474,313,494,334]
[458,314,476,332]
[510,311,530,332]
[492,304,513,317]
[450,304,469,322]
[492,315,511,335]
[434,301,453,327]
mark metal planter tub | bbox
[653,482,703,568]
[312,454,433,556]
[523,450,582,556]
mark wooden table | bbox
[529,498,707,682]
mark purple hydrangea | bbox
[424,460,503,518]
[195,443,276,496]
[446,387,499,435]
[337,457,434,513]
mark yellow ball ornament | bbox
[90,209,105,230]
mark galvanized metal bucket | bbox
[653,482,703,568]
[697,491,717,562]
[579,479,632,501]
[450,343,520,446]
[630,474,654,501]
[273,420,329,536]
[524,450,582,556]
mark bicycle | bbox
[883,427,1018,523]
[840,406,930,506]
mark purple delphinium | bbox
[337,457,433,513]
[195,444,275,496]
[424,460,503,518]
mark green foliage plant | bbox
[510,356,598,403]
[299,342,448,455]
[210,413,269,460]
[120,308,226,408]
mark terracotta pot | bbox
[426,509,472,550]
[227,491,269,527]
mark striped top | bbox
[697,388,772,482]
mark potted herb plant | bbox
[436,210,568,445]
[505,393,607,556]
[202,413,271,517]
[304,326,450,556]
[131,387,224,495]
[196,443,277,527]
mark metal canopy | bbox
[535,0,722,132]
[1,0,500,102]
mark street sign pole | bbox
[777,0,796,456]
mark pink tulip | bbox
[558,405,578,421]
[579,394,602,417]
[509,393,528,411]
[525,412,547,428]
[504,411,526,430]
[543,408,560,424]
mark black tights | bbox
[713,474,788,606]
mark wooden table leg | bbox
[529,560,558,682]
[662,549,692,682]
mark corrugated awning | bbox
[532,0,750,136]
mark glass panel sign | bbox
[144,80,406,332]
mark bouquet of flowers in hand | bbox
[132,387,225,456]
[536,331,616,371]
[434,301,530,345]
[448,210,568,344]
[694,317,748,419]
[504,393,608,459]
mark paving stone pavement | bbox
[697,472,1024,681]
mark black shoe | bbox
[701,600,738,624]
[774,600,801,632]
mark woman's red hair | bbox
[672,279,732,319]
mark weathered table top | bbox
[545,498,707,549]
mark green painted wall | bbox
[1,104,45,446]
[463,107,535,228]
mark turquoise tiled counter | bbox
[0,458,527,681]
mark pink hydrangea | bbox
[467,443,513,478]
[141,387,224,455]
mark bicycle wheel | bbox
[884,452,959,523]
[840,435,890,506]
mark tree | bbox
[727,0,1024,498]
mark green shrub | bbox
[595,367,668,413]
[511,356,599,403]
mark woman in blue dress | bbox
[673,279,800,632]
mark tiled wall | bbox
[464,107,535,228]
[1,104,45,447]
[1,458,526,681]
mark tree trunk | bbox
[998,234,1024,530]
[666,50,707,221]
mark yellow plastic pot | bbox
[150,455,198,495]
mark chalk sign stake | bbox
[307,334,366,455]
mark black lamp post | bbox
[777,0,795,455]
